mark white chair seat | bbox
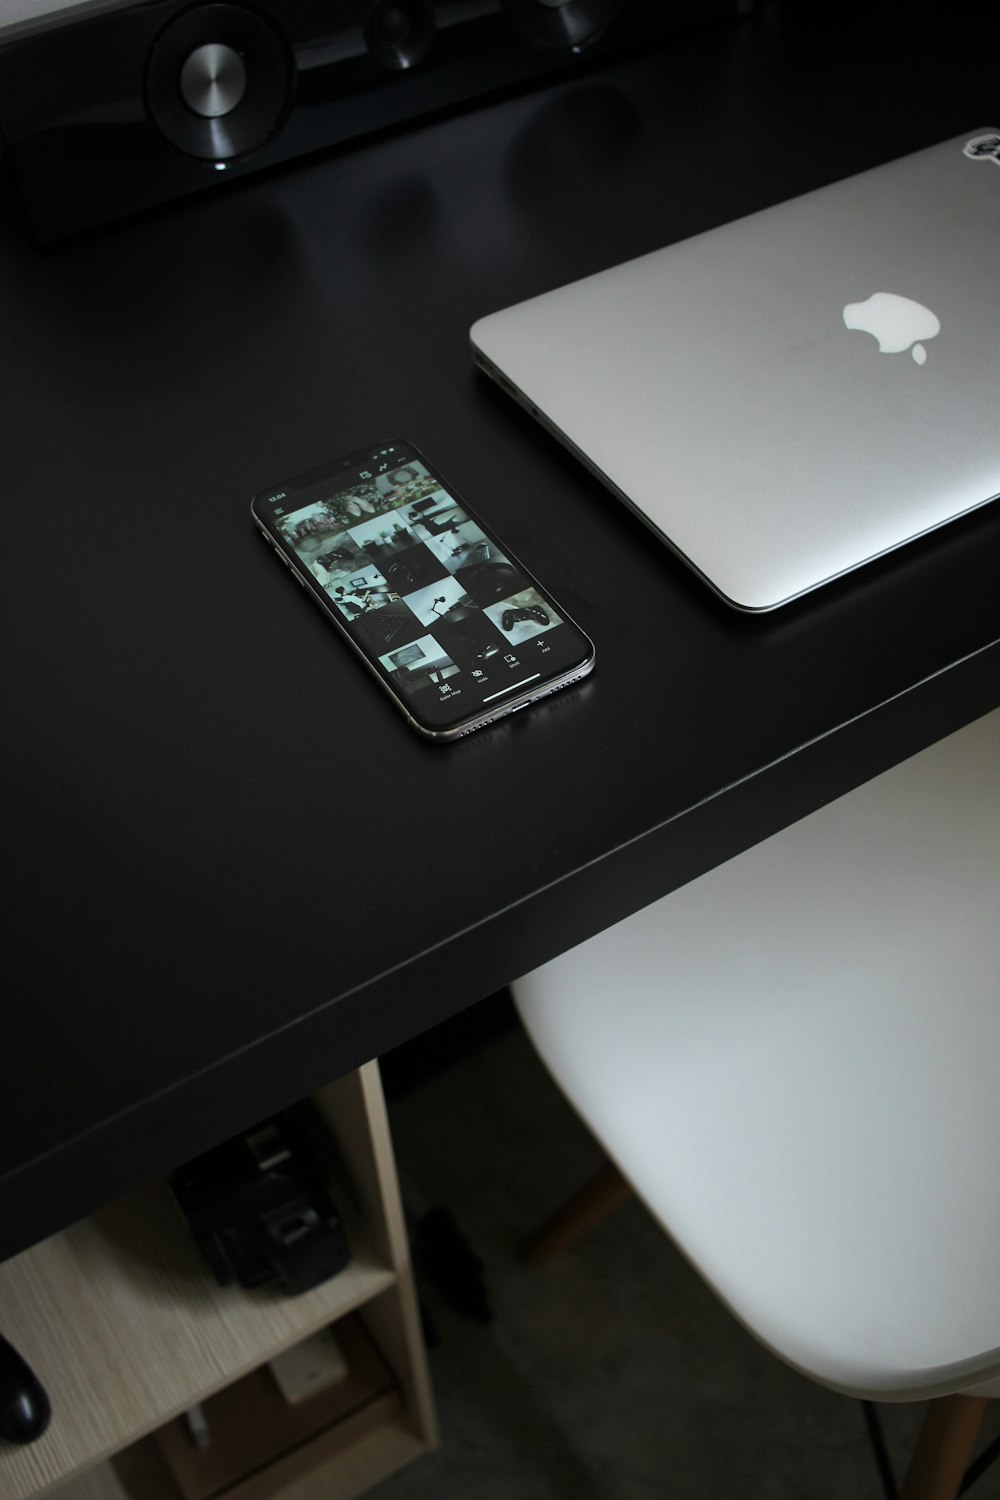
[513,709,1000,1403]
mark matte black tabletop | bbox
[2,3,998,1263]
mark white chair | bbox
[512,709,1000,1500]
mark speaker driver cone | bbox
[502,0,621,53]
[145,3,292,162]
[364,1,435,71]
[180,42,248,118]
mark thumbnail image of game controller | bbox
[501,605,550,631]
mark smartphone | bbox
[250,440,595,741]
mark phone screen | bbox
[251,440,595,739]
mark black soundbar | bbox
[0,0,747,241]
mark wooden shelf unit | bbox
[0,1063,437,1500]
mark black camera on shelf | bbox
[170,1103,350,1296]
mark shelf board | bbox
[0,1177,395,1500]
[45,1416,432,1500]
[230,1419,431,1500]
[46,1418,430,1500]
[41,1468,132,1500]
[152,1314,397,1500]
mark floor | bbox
[377,995,1000,1500]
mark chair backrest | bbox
[513,709,1000,1401]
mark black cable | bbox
[959,1430,1000,1495]
[861,1401,899,1500]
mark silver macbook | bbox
[471,129,1000,611]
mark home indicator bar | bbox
[483,674,541,703]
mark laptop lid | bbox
[471,129,1000,611]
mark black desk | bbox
[2,5,998,1264]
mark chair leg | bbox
[899,1394,989,1500]
[518,1161,633,1266]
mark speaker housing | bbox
[0,0,748,242]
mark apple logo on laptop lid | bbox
[842,291,940,365]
